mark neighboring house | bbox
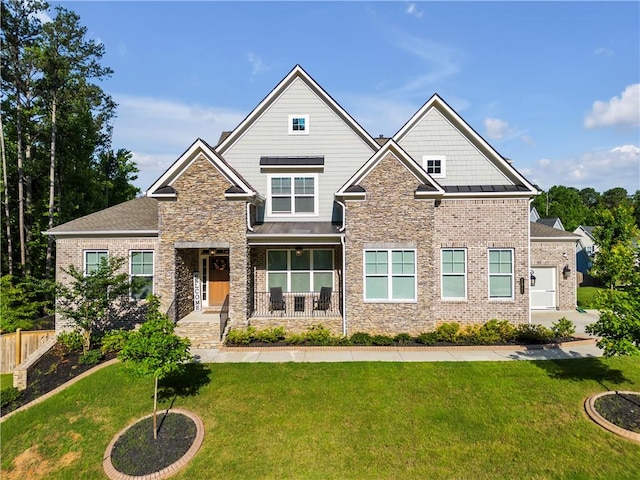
[573,225,598,286]
[47,65,577,344]
[536,217,565,231]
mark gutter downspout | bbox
[246,202,254,232]
[528,197,533,324]
[335,199,347,335]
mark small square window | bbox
[289,115,309,134]
[422,155,446,178]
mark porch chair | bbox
[269,287,286,315]
[313,286,332,314]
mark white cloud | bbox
[248,53,267,77]
[593,47,613,56]
[484,117,509,139]
[111,95,246,190]
[584,84,640,128]
[405,3,424,18]
[527,145,640,193]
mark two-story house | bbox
[47,65,576,345]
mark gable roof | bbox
[537,217,565,230]
[393,94,538,196]
[45,197,158,236]
[530,222,579,241]
[215,65,380,155]
[146,138,258,200]
[336,139,444,198]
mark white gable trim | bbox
[394,95,538,193]
[216,65,380,155]
[336,140,444,197]
[147,138,254,198]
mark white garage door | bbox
[531,267,556,310]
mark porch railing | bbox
[252,290,341,318]
[220,295,230,340]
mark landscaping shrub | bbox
[350,332,373,346]
[100,329,130,354]
[78,349,102,365]
[57,330,84,352]
[435,322,460,343]
[254,326,286,343]
[372,334,394,346]
[0,386,20,409]
[551,317,576,339]
[515,324,554,344]
[393,333,414,345]
[416,331,438,345]
[305,325,335,346]
[463,319,516,345]
[226,327,256,346]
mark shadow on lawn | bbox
[532,357,628,391]
[157,362,212,404]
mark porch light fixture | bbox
[530,270,536,287]
[562,265,571,279]
[295,246,303,257]
[209,248,217,256]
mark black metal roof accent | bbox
[225,185,245,194]
[416,183,438,192]
[259,156,324,166]
[344,185,366,193]
[444,185,529,193]
[155,185,176,194]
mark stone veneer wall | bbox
[531,240,577,310]
[432,198,531,325]
[53,236,159,332]
[156,154,248,328]
[344,153,436,335]
[175,249,198,320]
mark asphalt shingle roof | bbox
[46,197,158,235]
[530,222,578,240]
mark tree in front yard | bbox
[118,295,191,439]
[56,255,138,353]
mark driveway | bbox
[531,309,599,336]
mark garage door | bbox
[531,267,556,309]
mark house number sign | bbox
[193,271,201,311]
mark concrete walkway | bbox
[191,309,603,364]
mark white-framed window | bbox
[267,249,333,292]
[130,250,154,300]
[288,114,309,134]
[84,250,108,275]
[364,249,416,302]
[441,249,466,300]
[422,155,446,178]
[488,249,513,299]
[268,174,317,215]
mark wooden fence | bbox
[1,329,56,374]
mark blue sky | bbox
[52,1,639,194]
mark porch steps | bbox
[175,315,222,348]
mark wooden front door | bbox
[209,256,230,306]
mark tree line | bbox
[1,0,139,282]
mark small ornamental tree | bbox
[56,256,134,353]
[586,250,640,356]
[118,295,191,439]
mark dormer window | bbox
[423,155,446,178]
[289,114,309,134]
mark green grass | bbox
[578,286,606,308]
[2,358,640,479]
[0,374,13,390]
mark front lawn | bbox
[0,374,12,390]
[2,358,640,479]
[578,286,606,308]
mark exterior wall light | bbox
[530,270,536,287]
[562,265,571,279]
[295,246,303,257]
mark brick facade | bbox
[156,154,248,328]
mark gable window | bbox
[288,114,309,134]
[267,249,333,292]
[488,249,513,299]
[130,250,154,300]
[84,250,108,275]
[422,155,446,178]
[364,249,416,302]
[268,174,317,215]
[441,249,466,299]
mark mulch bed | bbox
[0,344,116,417]
[110,412,197,476]
[594,392,640,433]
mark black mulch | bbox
[594,392,640,433]
[1,344,116,417]
[110,412,196,476]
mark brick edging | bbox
[219,337,596,352]
[0,358,120,423]
[584,391,640,444]
[103,408,205,480]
